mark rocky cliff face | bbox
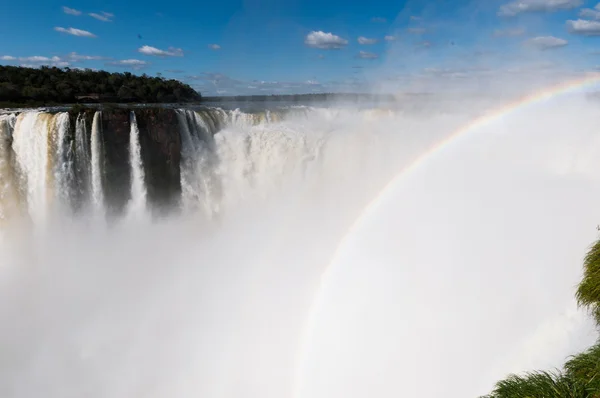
[101,109,133,217]
[67,107,185,216]
[135,108,182,214]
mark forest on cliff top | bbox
[0,66,201,106]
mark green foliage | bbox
[577,239,600,324]
[565,344,600,392]
[0,65,201,106]
[482,371,588,398]
[482,236,600,398]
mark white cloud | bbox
[107,59,148,70]
[524,35,568,49]
[89,12,113,22]
[66,52,105,61]
[407,27,426,34]
[4,53,105,67]
[579,5,600,19]
[304,31,348,49]
[6,55,71,68]
[567,18,600,35]
[357,51,379,59]
[305,80,320,85]
[358,36,378,45]
[493,27,526,37]
[498,0,582,16]
[62,6,81,16]
[209,44,221,50]
[138,45,184,57]
[410,16,422,21]
[371,17,387,23]
[54,27,96,37]
[384,35,397,41]
[116,59,146,65]
[19,56,59,62]
[317,54,325,59]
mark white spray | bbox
[0,99,598,398]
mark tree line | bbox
[0,66,201,106]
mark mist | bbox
[1,85,600,398]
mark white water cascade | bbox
[74,112,91,208]
[178,109,222,217]
[10,112,72,224]
[90,111,104,216]
[0,114,19,223]
[127,111,147,218]
[53,113,73,212]
[0,98,599,398]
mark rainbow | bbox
[291,73,600,397]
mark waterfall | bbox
[90,111,104,216]
[11,112,51,223]
[0,114,21,223]
[74,113,91,207]
[53,113,74,211]
[8,112,74,222]
[127,111,147,218]
[3,100,600,398]
[177,110,222,217]
[0,106,374,223]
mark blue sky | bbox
[1,0,599,95]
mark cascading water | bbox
[11,112,51,224]
[127,112,147,218]
[53,113,73,212]
[178,109,222,217]
[0,98,599,398]
[74,112,91,209]
[0,114,20,223]
[90,111,104,216]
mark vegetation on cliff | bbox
[482,238,600,398]
[0,65,201,105]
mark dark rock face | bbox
[101,109,132,217]
[62,107,183,216]
[134,108,182,213]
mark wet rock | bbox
[135,108,182,213]
[101,109,132,217]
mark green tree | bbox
[0,65,201,105]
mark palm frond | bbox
[482,371,587,398]
[565,343,600,393]
[576,239,600,317]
